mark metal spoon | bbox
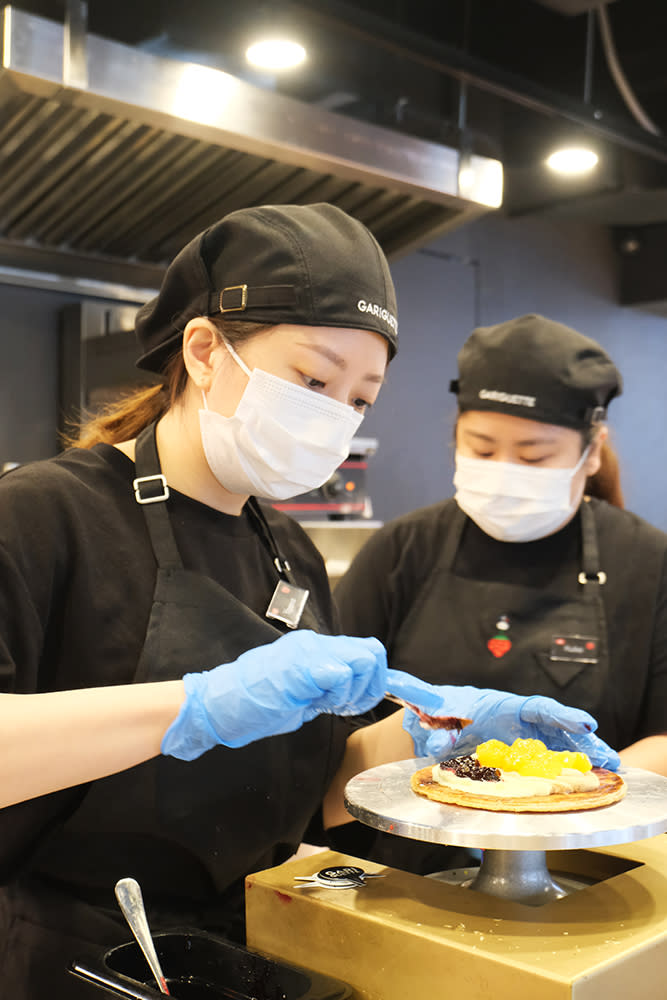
[384,692,472,730]
[114,877,171,996]
[384,668,473,731]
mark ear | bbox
[584,425,608,477]
[182,318,223,390]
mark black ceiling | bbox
[10,1,667,228]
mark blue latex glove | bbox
[161,630,387,759]
[389,672,620,770]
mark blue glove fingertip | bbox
[402,708,458,759]
[519,695,598,735]
[580,735,621,772]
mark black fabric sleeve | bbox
[300,714,356,847]
[639,544,667,739]
[333,510,436,728]
[0,463,78,696]
[0,542,43,694]
[334,503,450,651]
[0,538,88,883]
[334,521,407,646]
[592,499,667,747]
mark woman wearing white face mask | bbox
[337,313,667,776]
[0,203,405,995]
[0,216,621,997]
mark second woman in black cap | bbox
[338,314,667,779]
[336,313,667,873]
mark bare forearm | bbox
[0,681,185,808]
[323,710,412,828]
[619,735,667,777]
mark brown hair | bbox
[67,318,272,449]
[585,438,624,508]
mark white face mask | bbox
[199,340,364,500]
[453,447,590,543]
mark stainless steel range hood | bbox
[0,5,502,296]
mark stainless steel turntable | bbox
[344,760,667,905]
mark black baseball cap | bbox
[135,202,398,372]
[449,314,622,429]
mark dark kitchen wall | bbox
[1,209,666,531]
[0,284,143,466]
[0,283,80,465]
[362,211,667,533]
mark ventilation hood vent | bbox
[0,5,502,294]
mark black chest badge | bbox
[550,634,598,664]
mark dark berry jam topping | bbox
[439,754,501,782]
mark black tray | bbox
[70,929,352,1000]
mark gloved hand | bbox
[394,675,620,770]
[161,630,387,760]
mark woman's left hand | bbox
[400,680,621,770]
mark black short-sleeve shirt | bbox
[335,497,667,750]
[0,444,345,891]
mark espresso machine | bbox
[271,437,378,522]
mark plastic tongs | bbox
[384,668,472,731]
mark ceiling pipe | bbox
[287,0,667,167]
[596,2,661,137]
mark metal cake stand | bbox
[344,760,667,905]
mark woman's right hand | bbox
[161,630,387,760]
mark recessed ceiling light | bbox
[545,147,599,175]
[245,39,306,71]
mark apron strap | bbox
[132,425,302,587]
[441,504,468,571]
[134,423,184,571]
[578,499,606,594]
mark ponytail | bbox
[64,318,271,449]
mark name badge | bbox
[266,581,310,629]
[550,634,598,664]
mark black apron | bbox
[0,425,342,998]
[391,499,611,726]
[355,500,611,876]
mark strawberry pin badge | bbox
[487,615,512,658]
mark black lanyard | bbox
[245,497,295,584]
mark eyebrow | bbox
[299,342,385,384]
[464,429,558,447]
